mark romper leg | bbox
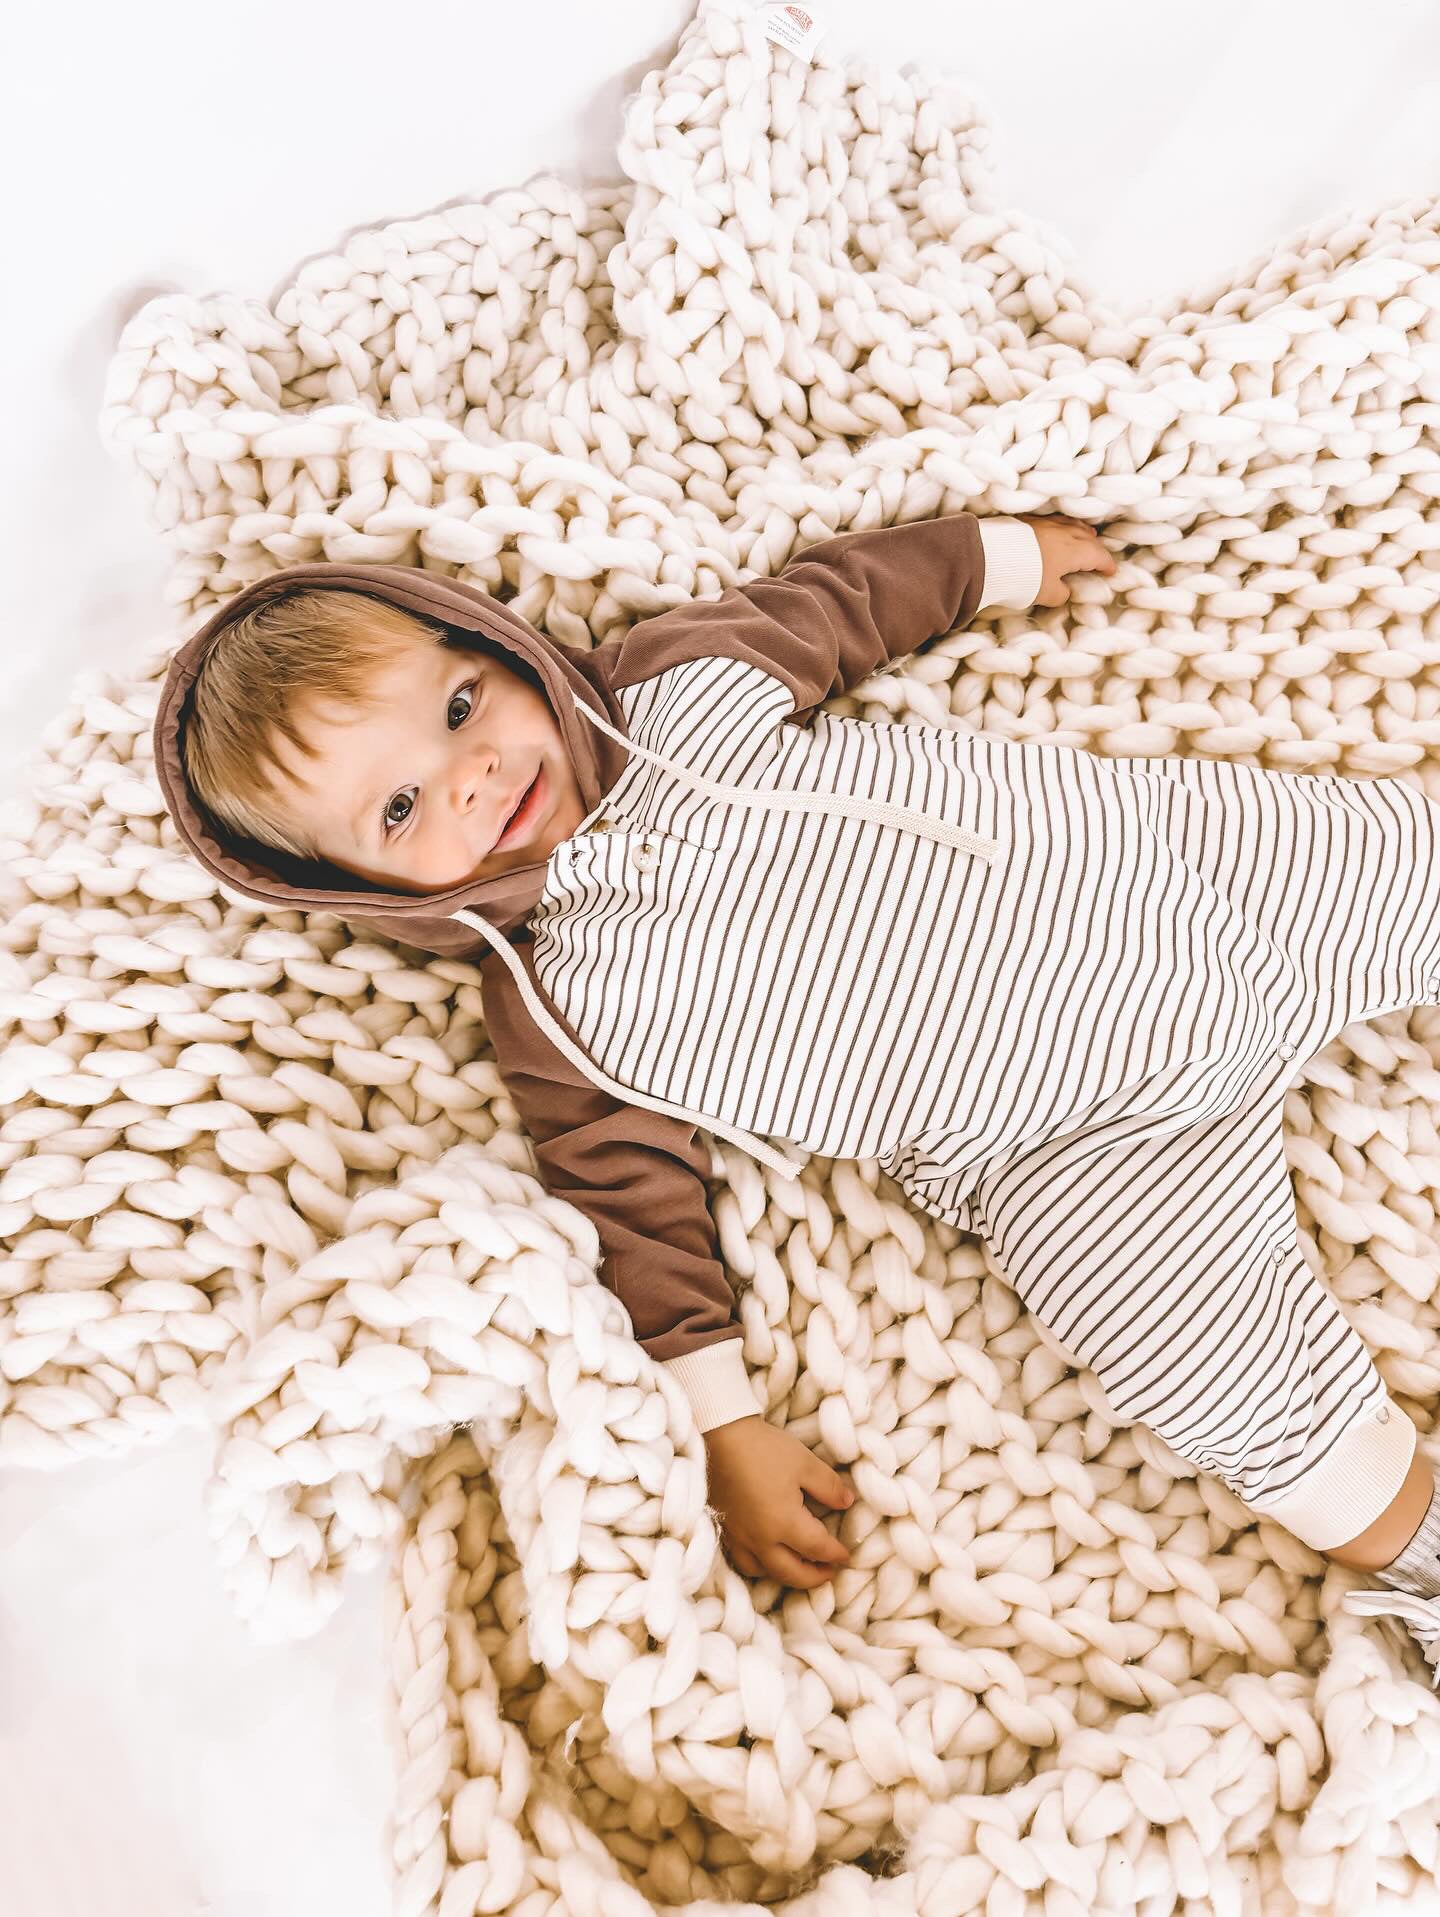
[967,1093,1416,1552]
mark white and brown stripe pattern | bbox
[515,652,1440,1544]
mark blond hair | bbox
[183,587,447,860]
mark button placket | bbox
[582,816,664,869]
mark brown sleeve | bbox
[474,933,742,1366]
[607,512,990,719]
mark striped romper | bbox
[469,652,1440,1551]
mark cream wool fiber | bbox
[5,0,1440,1908]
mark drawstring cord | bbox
[452,688,1000,1179]
[570,694,1002,859]
[450,904,809,1178]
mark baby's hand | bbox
[703,1416,854,1588]
[1018,514,1116,607]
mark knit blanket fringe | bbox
[5,0,1440,1907]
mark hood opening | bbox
[153,560,637,935]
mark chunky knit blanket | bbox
[9,0,1440,1907]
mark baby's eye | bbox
[379,682,474,836]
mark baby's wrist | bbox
[977,518,1045,611]
[662,1339,760,1433]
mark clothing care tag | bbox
[756,1,826,63]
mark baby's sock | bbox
[1377,1470,1440,1599]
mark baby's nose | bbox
[450,761,487,814]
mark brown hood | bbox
[152,563,632,946]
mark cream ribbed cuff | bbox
[1247,1398,1416,1552]
[977,518,1044,611]
[662,1339,760,1433]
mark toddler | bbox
[156,512,1440,1674]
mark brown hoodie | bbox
[153,514,1042,1428]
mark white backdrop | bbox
[1,3,1438,1912]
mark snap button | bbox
[1277,1040,1296,1060]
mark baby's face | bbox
[274,639,588,893]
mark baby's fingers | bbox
[1062,527,1113,575]
[786,1504,850,1567]
[798,1454,854,1512]
[728,1541,765,1577]
[762,1542,840,1588]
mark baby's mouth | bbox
[493,768,543,851]
[503,782,530,831]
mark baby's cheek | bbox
[434,822,494,890]
[413,832,467,888]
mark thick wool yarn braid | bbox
[0,0,1436,1907]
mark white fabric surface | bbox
[3,5,1440,1914]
